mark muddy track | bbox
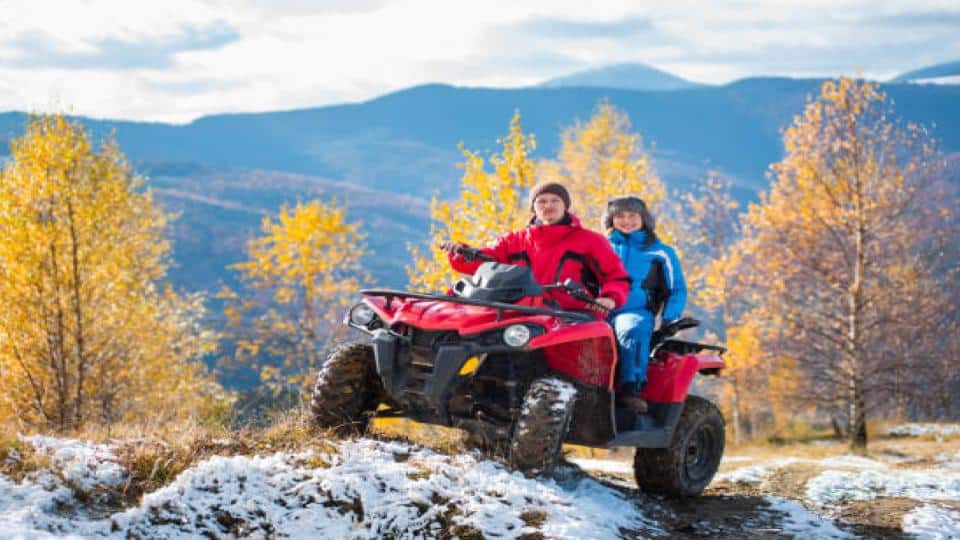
[571,465,906,538]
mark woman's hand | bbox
[594,297,616,310]
[591,297,616,313]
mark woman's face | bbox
[612,210,643,234]
[533,193,566,225]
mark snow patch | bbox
[721,455,754,463]
[0,470,112,538]
[25,435,126,491]
[902,504,960,539]
[816,455,887,470]
[1,438,660,539]
[714,464,773,485]
[805,469,960,504]
[714,455,886,486]
[885,423,960,438]
[935,451,960,469]
[544,378,577,412]
[567,457,633,476]
[763,496,854,539]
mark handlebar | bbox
[457,246,497,263]
[544,279,611,315]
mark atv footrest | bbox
[606,401,685,448]
[606,429,671,448]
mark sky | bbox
[0,0,958,123]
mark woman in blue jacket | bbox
[603,196,686,412]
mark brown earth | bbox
[568,435,960,539]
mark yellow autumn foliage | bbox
[0,115,226,431]
[407,112,537,291]
[539,101,670,238]
[739,77,947,449]
[222,199,367,392]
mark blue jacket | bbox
[608,230,686,321]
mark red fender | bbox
[643,352,725,403]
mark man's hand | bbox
[439,242,467,255]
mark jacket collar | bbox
[528,212,576,228]
[609,229,648,246]
[526,212,582,245]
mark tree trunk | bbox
[848,374,868,451]
[731,378,742,445]
[831,416,844,439]
[67,200,87,428]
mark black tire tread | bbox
[509,377,577,474]
[310,342,381,435]
[634,395,725,496]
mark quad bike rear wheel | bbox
[310,342,382,435]
[633,395,725,496]
[509,377,577,475]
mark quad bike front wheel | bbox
[310,342,383,435]
[509,377,577,475]
[633,395,725,496]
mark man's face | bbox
[612,210,643,234]
[533,193,566,224]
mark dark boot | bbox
[617,382,648,413]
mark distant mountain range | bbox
[893,60,960,83]
[1,77,958,294]
[538,63,703,91]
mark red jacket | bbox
[448,213,631,311]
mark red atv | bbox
[311,251,727,496]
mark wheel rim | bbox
[684,423,719,482]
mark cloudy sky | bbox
[1,0,958,123]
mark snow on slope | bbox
[806,469,960,504]
[763,496,854,539]
[714,449,960,537]
[885,423,960,438]
[903,504,960,539]
[1,437,659,539]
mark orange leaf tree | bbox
[738,77,953,450]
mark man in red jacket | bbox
[440,182,630,313]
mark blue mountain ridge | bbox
[1,77,958,294]
[893,60,960,82]
[538,62,703,91]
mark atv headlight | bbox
[503,324,532,347]
[349,303,376,326]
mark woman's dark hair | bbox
[602,196,657,247]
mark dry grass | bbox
[0,432,52,482]
[371,417,466,454]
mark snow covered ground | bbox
[4,433,960,538]
[707,446,960,538]
[903,504,960,539]
[1,436,659,539]
[885,423,960,438]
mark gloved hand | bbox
[438,242,467,255]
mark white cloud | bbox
[0,0,957,122]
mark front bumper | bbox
[362,323,542,423]
[371,329,471,414]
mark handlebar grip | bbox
[459,247,495,263]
